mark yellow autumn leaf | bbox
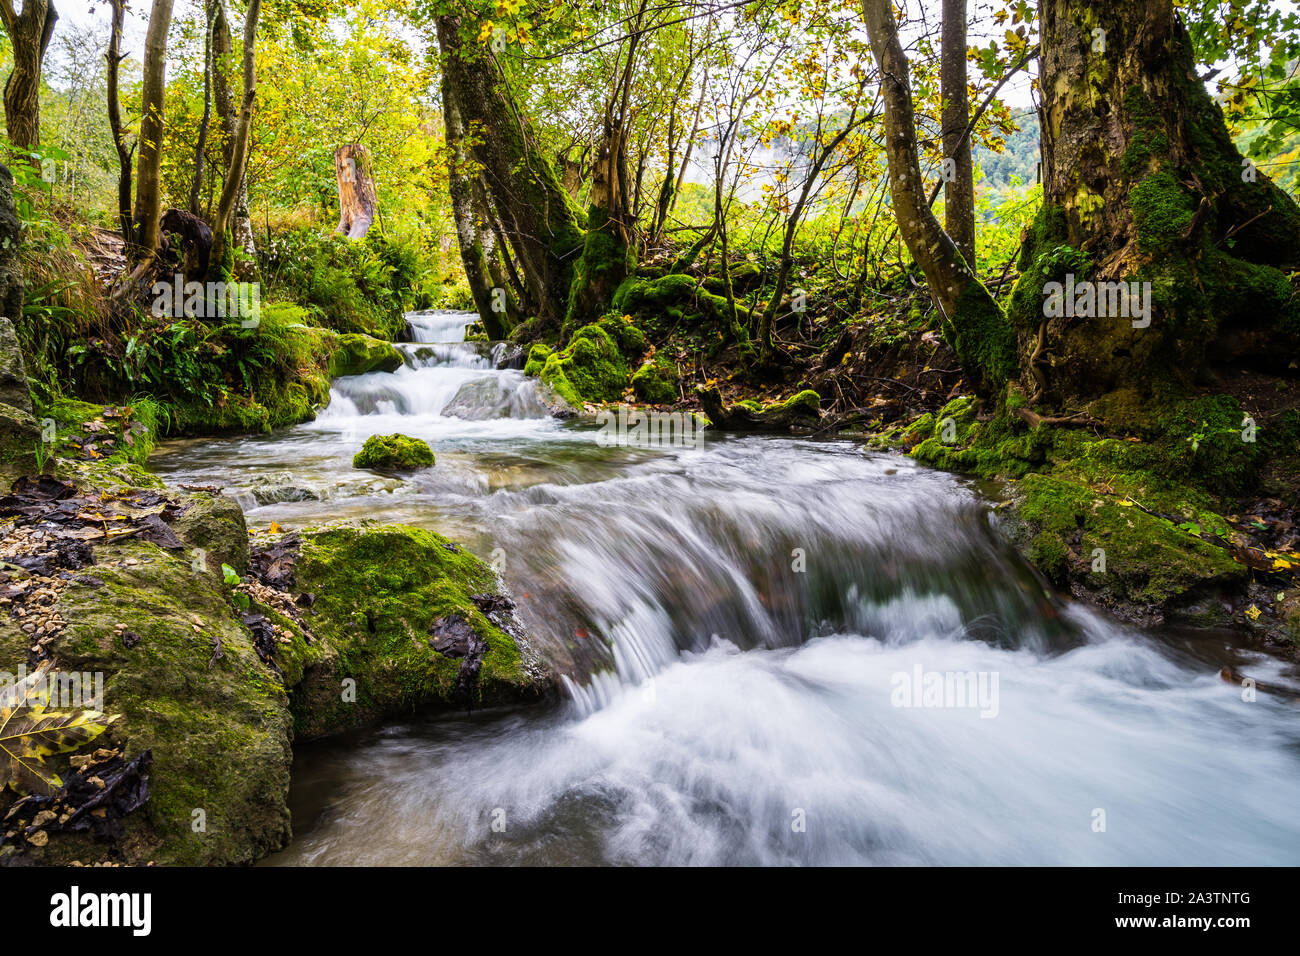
[0,661,116,796]
[1273,558,1292,570]
[1246,604,1262,621]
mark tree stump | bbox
[334,144,377,240]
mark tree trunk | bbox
[441,60,509,338]
[333,143,377,240]
[1005,0,1300,409]
[105,0,134,247]
[0,0,57,151]
[190,0,216,217]
[212,0,256,269]
[941,0,976,269]
[435,15,585,331]
[209,0,260,279]
[861,0,1011,394]
[132,0,175,256]
[564,102,635,337]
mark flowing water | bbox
[151,310,1300,866]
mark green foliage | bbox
[258,229,427,339]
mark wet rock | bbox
[248,472,322,506]
[429,615,476,658]
[493,342,527,370]
[442,378,512,421]
[171,491,249,575]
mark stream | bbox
[150,310,1300,866]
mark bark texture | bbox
[209,0,260,279]
[435,15,585,330]
[861,0,1010,394]
[941,0,975,269]
[106,0,134,246]
[1006,0,1300,409]
[333,143,377,240]
[0,0,57,150]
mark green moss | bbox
[631,355,680,404]
[0,535,294,866]
[329,332,402,378]
[593,313,647,361]
[352,433,435,472]
[1130,170,1195,253]
[563,205,634,336]
[949,280,1017,394]
[1011,472,1245,608]
[768,390,820,415]
[287,524,546,738]
[523,343,553,377]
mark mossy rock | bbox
[524,323,630,405]
[702,261,763,295]
[352,433,435,472]
[0,486,556,867]
[631,356,679,404]
[0,515,294,866]
[282,523,554,738]
[166,324,335,436]
[1005,472,1247,617]
[329,333,403,378]
[593,313,647,362]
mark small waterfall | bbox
[310,310,558,437]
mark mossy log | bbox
[698,386,821,431]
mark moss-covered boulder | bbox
[167,323,335,436]
[329,332,403,378]
[0,494,292,866]
[524,323,630,406]
[352,433,435,472]
[632,356,680,404]
[280,524,554,739]
[1004,472,1247,621]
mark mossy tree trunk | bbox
[209,0,260,280]
[435,15,585,332]
[441,59,511,339]
[132,0,175,256]
[0,0,57,151]
[212,0,256,272]
[861,0,1011,395]
[564,4,644,339]
[1007,0,1300,411]
[106,0,134,247]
